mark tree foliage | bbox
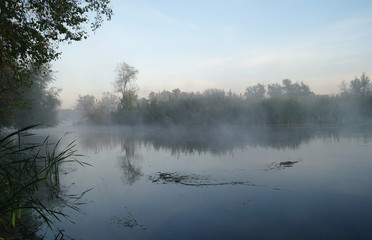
[0,65,61,128]
[244,83,266,100]
[340,73,371,97]
[75,74,372,126]
[267,83,283,98]
[0,0,112,126]
[267,79,313,98]
[12,65,61,128]
[114,62,139,119]
[76,92,118,124]
[0,0,112,72]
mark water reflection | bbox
[118,138,143,185]
[76,125,372,155]
[73,125,372,186]
[30,124,372,239]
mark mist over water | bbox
[32,124,372,239]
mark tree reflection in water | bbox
[118,138,143,185]
[26,124,372,239]
[74,124,372,185]
[76,125,372,155]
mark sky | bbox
[52,0,372,108]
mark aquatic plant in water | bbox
[0,125,89,239]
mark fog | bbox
[65,74,372,128]
[3,63,370,130]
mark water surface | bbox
[34,125,372,239]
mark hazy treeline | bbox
[76,68,372,126]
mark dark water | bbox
[34,125,372,239]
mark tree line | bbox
[76,63,372,126]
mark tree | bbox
[339,73,371,97]
[244,83,266,100]
[267,83,284,98]
[100,91,119,113]
[267,79,313,98]
[114,62,139,113]
[0,0,112,126]
[339,80,349,96]
[76,94,98,123]
[0,0,112,72]
[12,65,61,128]
[99,91,119,123]
[349,73,371,97]
[282,79,313,97]
[76,92,118,124]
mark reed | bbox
[0,125,89,239]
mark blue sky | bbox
[53,0,372,108]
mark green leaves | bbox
[0,0,112,71]
[0,126,89,237]
[0,0,112,127]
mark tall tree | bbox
[114,62,139,112]
[349,73,371,97]
[244,83,266,100]
[339,73,371,97]
[0,0,112,126]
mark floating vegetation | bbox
[279,161,298,167]
[111,207,146,230]
[150,172,258,187]
[264,159,301,172]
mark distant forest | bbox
[2,62,370,128]
[1,62,371,129]
[74,64,372,126]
